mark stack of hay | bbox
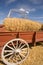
[3,18,42,32]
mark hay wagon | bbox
[0,9,43,65]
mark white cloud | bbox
[19,8,36,14]
[26,11,29,14]
[6,0,16,4]
[19,8,25,12]
[19,8,29,14]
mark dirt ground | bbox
[0,42,43,65]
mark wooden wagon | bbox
[0,25,43,65]
[0,9,43,65]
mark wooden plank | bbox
[36,32,43,42]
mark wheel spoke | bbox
[21,48,27,51]
[19,53,25,58]
[7,45,14,50]
[4,50,13,53]
[13,57,17,63]
[4,52,13,58]
[11,41,16,49]
[13,53,17,62]
[19,42,22,48]
[21,49,28,54]
[16,40,18,48]
[15,54,22,61]
[18,55,22,60]
[21,51,27,54]
[20,44,26,49]
[8,55,13,61]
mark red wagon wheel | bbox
[1,38,29,65]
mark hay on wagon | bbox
[3,18,42,32]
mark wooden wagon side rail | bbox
[0,31,43,54]
[0,31,43,46]
[36,32,43,42]
[32,32,43,46]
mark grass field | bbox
[0,42,43,65]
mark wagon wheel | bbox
[1,38,29,65]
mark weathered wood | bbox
[32,32,36,46]
[0,29,43,53]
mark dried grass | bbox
[3,18,41,32]
[19,46,43,65]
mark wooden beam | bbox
[32,32,36,46]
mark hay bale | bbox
[3,18,41,32]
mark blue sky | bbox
[0,0,43,24]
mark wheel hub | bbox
[13,48,21,55]
[15,48,21,53]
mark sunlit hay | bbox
[3,18,42,32]
[18,46,43,65]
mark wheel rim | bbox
[1,38,29,65]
